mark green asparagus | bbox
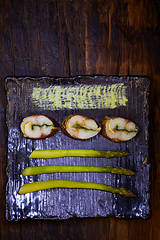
[29,149,129,159]
[18,180,136,197]
[22,165,135,176]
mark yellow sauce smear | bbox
[32,83,128,110]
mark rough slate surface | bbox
[5,75,150,220]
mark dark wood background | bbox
[0,0,159,239]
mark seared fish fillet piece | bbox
[101,117,138,142]
[62,115,101,140]
[20,115,59,139]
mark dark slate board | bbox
[5,75,150,220]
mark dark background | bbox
[0,0,159,239]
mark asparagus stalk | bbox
[22,165,135,176]
[29,149,129,159]
[18,180,136,197]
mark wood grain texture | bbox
[0,0,159,239]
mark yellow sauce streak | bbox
[32,83,128,110]
[108,121,115,134]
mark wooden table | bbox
[0,0,159,239]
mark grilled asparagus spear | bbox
[29,149,129,159]
[22,165,135,176]
[18,180,136,197]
